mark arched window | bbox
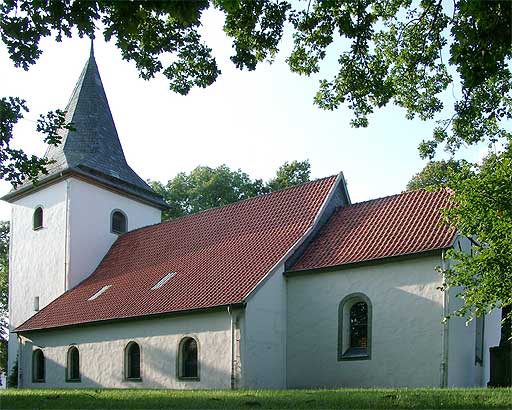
[124,341,141,380]
[32,348,45,383]
[338,293,372,360]
[66,346,80,381]
[111,210,127,234]
[178,337,199,379]
[33,207,43,230]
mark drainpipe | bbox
[440,250,449,388]
[227,306,237,389]
[64,178,71,291]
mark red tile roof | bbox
[17,175,338,332]
[289,189,456,272]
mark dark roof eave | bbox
[2,168,169,210]
[285,246,453,277]
[14,302,246,333]
[73,166,169,210]
[1,169,73,202]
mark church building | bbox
[4,49,501,389]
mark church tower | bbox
[3,46,168,375]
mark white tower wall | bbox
[7,177,161,377]
[7,181,68,375]
[67,178,161,289]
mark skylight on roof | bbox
[88,285,112,301]
[151,272,176,290]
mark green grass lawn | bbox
[1,388,512,409]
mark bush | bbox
[7,357,18,388]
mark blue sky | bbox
[0,8,483,220]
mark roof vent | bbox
[88,285,112,301]
[151,272,176,290]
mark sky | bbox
[0,7,483,221]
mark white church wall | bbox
[445,290,501,387]
[19,311,232,389]
[67,177,161,289]
[243,263,287,389]
[445,236,502,387]
[8,181,69,374]
[286,255,445,388]
[446,287,479,387]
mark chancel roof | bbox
[288,189,456,273]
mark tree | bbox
[266,160,311,191]
[0,98,71,187]
[0,221,9,376]
[406,159,465,191]
[151,165,263,220]
[1,1,511,183]
[441,141,512,319]
[150,160,311,220]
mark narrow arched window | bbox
[66,346,80,381]
[350,302,368,349]
[33,207,43,230]
[338,293,372,361]
[125,342,141,380]
[178,337,199,379]
[32,349,45,383]
[111,210,127,234]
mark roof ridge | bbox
[349,187,450,208]
[122,174,338,236]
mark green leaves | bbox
[102,1,217,94]
[0,97,71,187]
[150,160,311,221]
[290,0,453,131]
[219,0,290,70]
[154,165,261,220]
[441,140,512,318]
[405,159,466,191]
[2,0,511,162]
[267,160,311,191]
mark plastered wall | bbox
[8,177,161,376]
[286,255,445,388]
[446,237,502,387]
[19,311,231,389]
[8,181,69,374]
[67,178,161,288]
[243,264,287,388]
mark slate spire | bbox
[9,45,168,209]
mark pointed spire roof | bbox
[5,47,168,209]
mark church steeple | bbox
[6,46,167,209]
